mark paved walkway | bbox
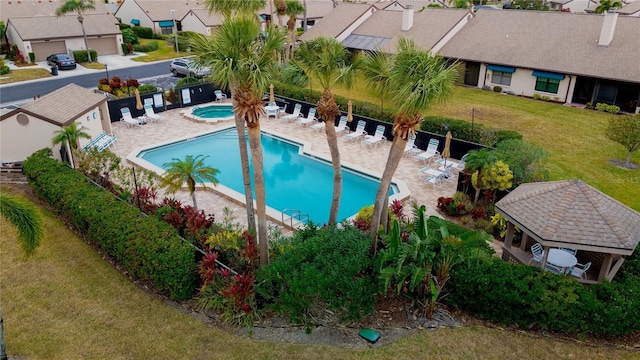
[109,103,459,229]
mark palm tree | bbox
[362,50,393,112]
[366,39,458,245]
[159,155,220,211]
[192,16,286,265]
[295,37,360,225]
[464,148,497,206]
[56,0,96,63]
[202,0,266,232]
[595,0,622,13]
[284,0,305,60]
[0,194,45,360]
[275,0,287,27]
[51,122,91,169]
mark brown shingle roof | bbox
[0,0,109,22]
[18,84,107,126]
[618,1,640,15]
[299,3,376,40]
[8,13,120,40]
[133,0,204,21]
[181,8,223,26]
[496,179,640,254]
[439,10,640,83]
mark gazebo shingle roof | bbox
[496,179,640,254]
[18,84,107,126]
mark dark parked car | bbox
[46,54,77,70]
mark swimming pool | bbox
[132,127,408,225]
[184,103,234,123]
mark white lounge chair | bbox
[335,116,348,135]
[310,121,325,132]
[95,132,117,151]
[120,107,143,128]
[362,125,386,148]
[144,104,163,123]
[296,108,317,126]
[282,103,302,122]
[403,134,417,157]
[345,120,367,142]
[414,138,440,164]
[82,132,107,151]
[214,90,227,102]
[457,153,468,171]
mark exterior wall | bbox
[0,114,63,163]
[181,13,210,35]
[74,105,111,148]
[483,67,571,102]
[115,0,154,29]
[5,23,29,59]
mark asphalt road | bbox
[0,61,173,106]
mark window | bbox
[491,71,512,86]
[535,77,560,94]
[161,26,173,35]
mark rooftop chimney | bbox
[598,12,618,47]
[402,5,414,32]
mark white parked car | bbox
[169,58,211,78]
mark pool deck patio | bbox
[109,103,459,229]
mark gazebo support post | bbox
[540,245,550,269]
[598,254,614,281]
[504,222,515,249]
[519,233,529,251]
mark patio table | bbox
[265,105,280,118]
[435,158,459,170]
[419,167,443,177]
[547,248,577,274]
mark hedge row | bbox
[72,49,98,63]
[22,149,197,300]
[131,26,154,39]
[445,257,640,335]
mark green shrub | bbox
[121,28,139,45]
[138,84,158,94]
[119,23,131,30]
[532,94,541,100]
[0,65,9,75]
[133,41,159,52]
[132,26,154,39]
[121,43,130,55]
[256,224,377,330]
[493,86,502,93]
[22,149,197,300]
[541,95,550,102]
[28,52,35,63]
[72,49,98,63]
[176,76,202,88]
[606,105,620,114]
[596,102,609,111]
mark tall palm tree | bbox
[159,155,220,211]
[56,0,96,63]
[275,0,287,27]
[202,0,266,232]
[366,39,457,245]
[464,148,496,206]
[362,50,393,112]
[51,122,91,169]
[284,0,305,60]
[192,16,286,265]
[595,0,622,13]
[295,37,360,225]
[0,194,45,360]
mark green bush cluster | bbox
[121,28,139,45]
[22,149,197,300]
[257,224,377,330]
[0,57,9,75]
[445,257,640,335]
[119,23,131,30]
[131,26,154,39]
[72,49,98,63]
[138,84,158,94]
[419,116,523,147]
[596,102,620,114]
[133,41,159,52]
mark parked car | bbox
[169,58,211,78]
[46,54,77,70]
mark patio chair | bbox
[544,263,563,274]
[120,107,143,128]
[441,163,455,181]
[559,247,577,255]
[295,108,317,126]
[82,131,107,151]
[362,125,386,148]
[457,153,468,171]
[403,134,417,157]
[282,103,302,122]
[335,116,348,135]
[414,139,440,164]
[345,120,367,142]
[528,243,544,264]
[214,90,227,102]
[144,104,163,123]
[96,132,117,151]
[569,262,591,279]
[425,173,446,190]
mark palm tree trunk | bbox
[473,173,483,206]
[78,16,92,63]
[234,114,256,231]
[247,126,269,265]
[369,138,406,248]
[325,118,342,225]
[0,312,6,360]
[191,192,198,211]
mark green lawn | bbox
[131,38,191,62]
[326,81,640,211]
[2,185,637,360]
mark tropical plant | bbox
[493,139,548,186]
[203,0,266,18]
[471,160,514,201]
[294,37,360,225]
[595,0,622,13]
[55,0,96,62]
[284,0,305,60]
[464,148,497,206]
[361,50,393,112]
[605,115,640,168]
[366,38,458,244]
[159,154,219,211]
[191,16,286,265]
[0,193,45,360]
[275,0,287,27]
[51,122,91,169]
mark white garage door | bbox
[88,37,118,56]
[32,41,67,62]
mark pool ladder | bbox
[281,208,309,229]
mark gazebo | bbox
[495,179,640,284]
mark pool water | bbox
[138,128,395,224]
[192,104,234,119]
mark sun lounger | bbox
[310,121,325,132]
[345,120,367,141]
[282,103,302,122]
[403,135,417,157]
[214,90,227,101]
[143,104,163,123]
[335,116,348,135]
[362,125,386,148]
[414,138,440,164]
[82,131,116,152]
[120,107,143,128]
[296,108,317,126]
